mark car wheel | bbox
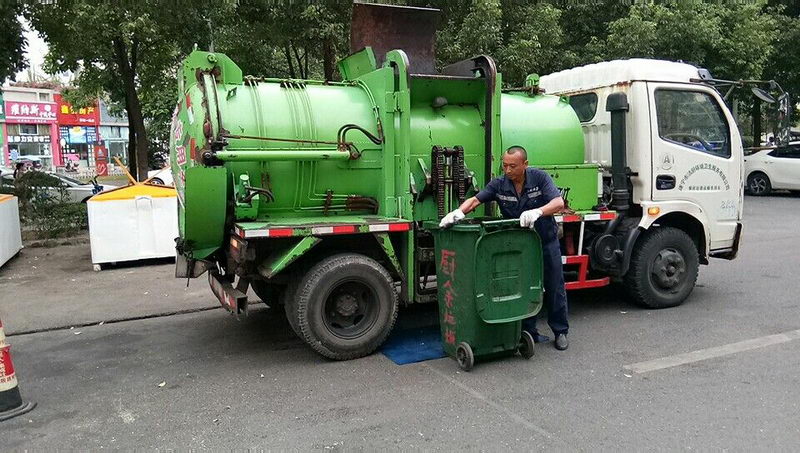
[747,172,771,196]
[150,177,165,185]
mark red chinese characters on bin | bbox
[440,249,458,344]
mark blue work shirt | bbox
[476,167,561,243]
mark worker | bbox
[439,145,569,350]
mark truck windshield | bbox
[655,89,730,158]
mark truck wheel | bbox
[295,253,398,360]
[251,280,283,307]
[624,227,699,309]
[282,279,302,338]
[747,172,771,196]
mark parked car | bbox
[744,144,800,195]
[147,167,174,186]
[0,171,118,203]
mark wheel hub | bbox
[751,177,767,193]
[651,248,686,289]
[334,294,359,317]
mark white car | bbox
[745,144,800,195]
[0,171,118,203]
[147,168,174,186]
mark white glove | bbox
[439,209,465,228]
[519,208,543,228]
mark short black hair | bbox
[505,145,528,161]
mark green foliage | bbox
[605,1,777,81]
[21,0,796,160]
[9,171,87,239]
[0,0,27,82]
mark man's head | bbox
[502,146,528,182]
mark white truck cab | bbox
[541,59,744,307]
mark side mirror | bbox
[752,87,776,104]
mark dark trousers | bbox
[523,239,569,335]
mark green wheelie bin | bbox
[427,219,544,371]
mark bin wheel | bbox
[518,331,535,359]
[456,342,475,371]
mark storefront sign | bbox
[94,145,109,176]
[7,135,51,144]
[60,126,98,144]
[55,94,99,125]
[4,101,57,123]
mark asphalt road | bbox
[2,194,799,450]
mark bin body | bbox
[430,219,543,362]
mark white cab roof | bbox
[539,59,703,94]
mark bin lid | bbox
[474,227,543,323]
[89,183,176,202]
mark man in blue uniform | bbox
[439,145,569,350]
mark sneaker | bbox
[554,333,569,351]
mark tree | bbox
[24,1,223,180]
[0,0,27,82]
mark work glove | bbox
[439,209,465,228]
[519,208,543,229]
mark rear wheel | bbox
[251,280,284,307]
[518,331,535,359]
[624,227,699,309]
[295,253,398,360]
[456,342,475,371]
[150,177,165,185]
[747,172,771,196]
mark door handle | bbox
[656,174,676,190]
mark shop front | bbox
[56,95,101,173]
[2,100,59,171]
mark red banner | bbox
[55,94,99,125]
[4,101,57,123]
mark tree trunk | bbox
[752,99,762,146]
[113,37,149,181]
[284,45,295,78]
[323,37,335,81]
[127,103,137,177]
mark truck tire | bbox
[251,280,283,307]
[624,227,699,309]
[295,253,399,360]
[282,278,302,338]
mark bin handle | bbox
[480,218,520,232]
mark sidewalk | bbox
[0,242,221,335]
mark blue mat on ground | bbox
[381,325,446,365]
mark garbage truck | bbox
[170,4,743,360]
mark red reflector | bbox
[388,223,411,232]
[332,225,356,234]
[563,215,581,223]
[268,228,294,237]
[600,212,616,220]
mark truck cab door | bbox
[647,82,743,250]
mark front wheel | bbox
[624,227,699,309]
[295,253,398,360]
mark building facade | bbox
[1,87,60,171]
[55,94,102,173]
[1,86,129,176]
